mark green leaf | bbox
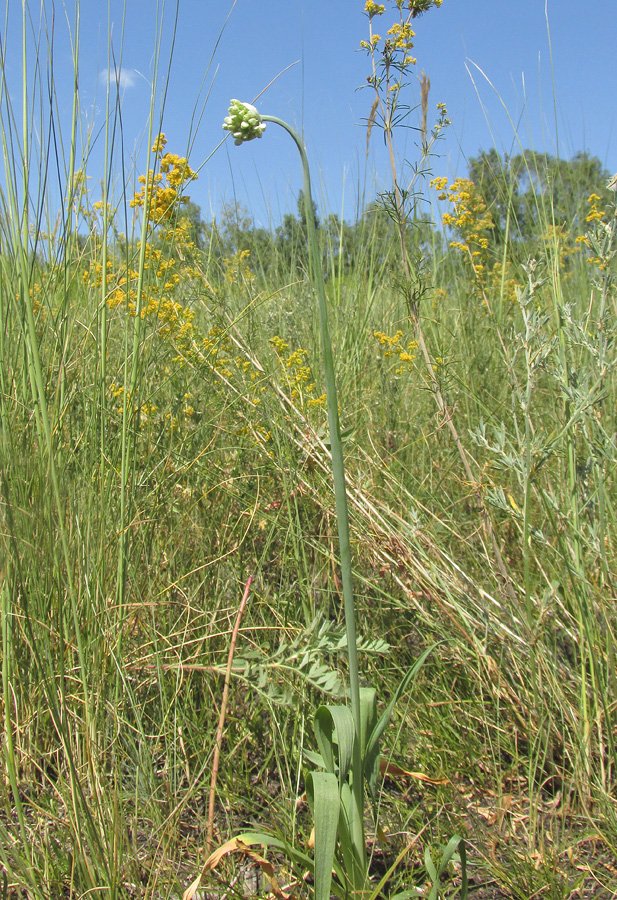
[306,772,340,900]
[426,835,467,900]
[335,634,391,654]
[314,705,355,783]
[303,749,326,769]
[424,846,438,889]
[359,687,377,756]
[359,687,379,801]
[336,779,359,886]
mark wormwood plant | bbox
[183,96,466,900]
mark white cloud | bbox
[99,67,141,91]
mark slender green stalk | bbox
[260,115,361,732]
[259,112,366,885]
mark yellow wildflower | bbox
[152,133,167,155]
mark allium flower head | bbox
[223,99,266,145]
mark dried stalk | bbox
[206,575,252,852]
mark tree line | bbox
[174,148,613,282]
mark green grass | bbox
[1,3,616,898]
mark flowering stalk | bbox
[224,101,366,889]
[361,1,516,598]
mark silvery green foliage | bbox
[222,99,266,145]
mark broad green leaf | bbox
[337,778,353,853]
[359,687,379,803]
[303,749,326,769]
[359,687,377,756]
[306,772,340,900]
[314,704,355,782]
[337,779,367,891]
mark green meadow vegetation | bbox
[1,1,616,898]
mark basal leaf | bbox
[306,772,340,900]
[314,705,355,782]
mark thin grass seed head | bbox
[223,100,266,145]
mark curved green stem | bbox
[260,114,366,885]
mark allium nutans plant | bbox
[182,99,456,900]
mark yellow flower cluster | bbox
[102,245,197,360]
[432,176,522,306]
[430,176,448,193]
[435,177,490,278]
[82,259,115,287]
[374,329,403,356]
[74,140,242,446]
[198,329,266,401]
[576,193,610,269]
[201,327,235,378]
[435,177,493,253]
[374,330,418,374]
[585,193,605,223]
[130,133,197,225]
[92,200,113,219]
[364,0,441,17]
[222,248,256,287]
[360,35,382,50]
[269,337,326,408]
[361,0,442,62]
[269,335,289,355]
[385,21,416,60]
[79,140,207,365]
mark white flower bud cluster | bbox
[222,100,266,145]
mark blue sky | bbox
[4,0,616,228]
